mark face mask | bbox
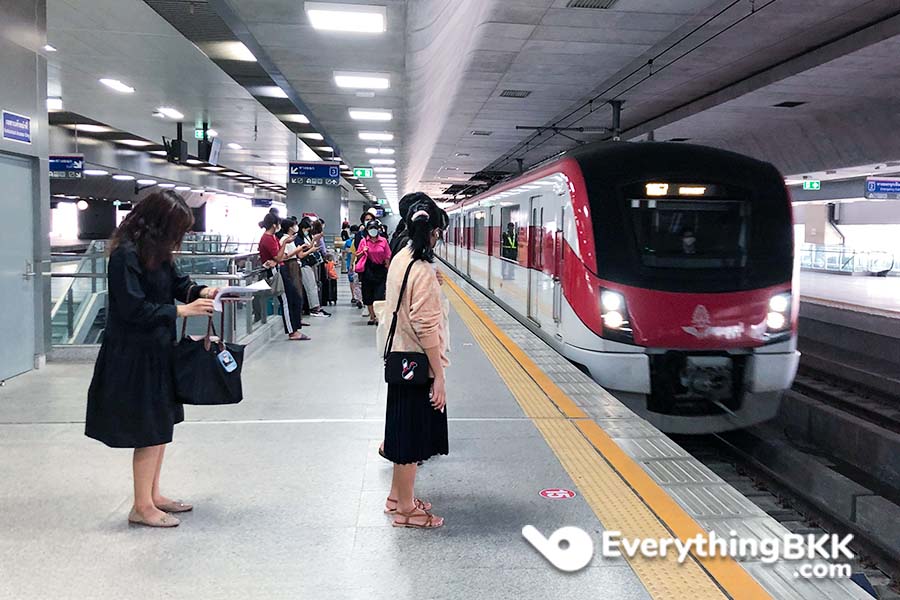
[368,229,379,238]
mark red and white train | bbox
[439,142,800,433]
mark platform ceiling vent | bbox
[772,101,807,108]
[566,0,619,8]
[500,89,531,98]
[471,130,493,136]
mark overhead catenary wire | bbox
[487,0,779,173]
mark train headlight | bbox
[766,292,792,334]
[600,288,633,342]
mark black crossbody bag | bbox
[383,260,430,385]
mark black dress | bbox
[85,243,204,448]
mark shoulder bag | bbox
[383,260,430,385]
[174,313,245,405]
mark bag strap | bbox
[383,259,418,361]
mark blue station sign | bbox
[252,197,273,208]
[49,155,84,179]
[865,178,900,200]
[2,110,31,144]
[288,162,340,186]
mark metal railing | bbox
[798,244,896,275]
[49,243,274,346]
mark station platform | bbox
[0,274,870,599]
[800,271,900,318]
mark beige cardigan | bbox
[380,247,449,374]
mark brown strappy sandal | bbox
[384,496,432,514]
[392,507,444,529]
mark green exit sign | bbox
[194,129,205,139]
[353,167,374,178]
[802,180,821,190]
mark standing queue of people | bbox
[86,191,451,530]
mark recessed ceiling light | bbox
[455,152,470,157]
[359,131,393,141]
[340,164,351,169]
[316,146,334,152]
[349,108,392,121]
[67,124,111,133]
[299,133,324,140]
[174,185,191,191]
[43,44,57,52]
[116,139,153,147]
[136,179,157,185]
[112,174,135,181]
[374,167,396,173]
[206,129,218,138]
[186,159,204,165]
[99,78,135,93]
[369,158,395,165]
[204,41,257,62]
[156,107,184,120]
[191,189,204,193]
[148,150,168,156]
[306,2,386,33]
[252,86,289,98]
[83,169,109,176]
[222,171,241,177]
[281,114,310,124]
[334,71,389,90]
[204,166,227,172]
[47,97,63,111]
[227,142,242,150]
[237,176,253,181]
[158,183,176,188]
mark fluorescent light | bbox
[678,186,707,196]
[227,142,242,150]
[156,107,184,120]
[44,44,57,52]
[136,179,157,185]
[280,114,310,124]
[252,86,288,98]
[369,158,395,165]
[334,71,389,90]
[191,189,204,193]
[204,41,257,62]
[316,146,334,152]
[99,78,135,93]
[374,167,396,173]
[68,124,112,133]
[349,108,392,121]
[112,174,135,181]
[204,166,227,172]
[222,171,241,177]
[186,159,204,165]
[206,129,218,138]
[158,183,176,188]
[83,169,109,176]
[359,131,393,141]
[47,97,63,111]
[306,2,386,33]
[645,183,669,196]
[299,133,324,140]
[174,185,191,191]
[116,139,153,147]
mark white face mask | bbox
[368,229,379,238]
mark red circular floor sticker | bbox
[540,488,576,499]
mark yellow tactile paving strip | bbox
[444,278,772,600]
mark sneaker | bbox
[310,310,332,318]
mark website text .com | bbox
[522,525,854,578]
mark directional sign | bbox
[801,180,821,191]
[288,162,340,186]
[865,178,900,200]
[2,110,31,144]
[49,155,84,179]
[353,167,374,178]
[252,198,273,208]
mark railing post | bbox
[66,287,74,341]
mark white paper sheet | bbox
[213,279,270,312]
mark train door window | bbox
[629,198,749,269]
[473,210,488,252]
[499,204,521,266]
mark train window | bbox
[630,199,749,269]
[499,204,521,263]
[473,210,488,251]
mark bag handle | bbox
[383,259,418,361]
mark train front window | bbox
[629,199,749,269]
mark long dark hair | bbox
[406,194,442,262]
[109,191,193,269]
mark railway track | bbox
[676,432,900,599]
[792,369,900,435]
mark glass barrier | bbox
[49,243,275,346]
[798,243,896,275]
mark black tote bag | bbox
[174,315,245,405]
[383,260,430,386]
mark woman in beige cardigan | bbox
[382,198,449,529]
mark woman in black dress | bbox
[86,191,218,528]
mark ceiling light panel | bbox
[156,107,184,120]
[359,131,393,141]
[349,108,392,121]
[99,78,134,93]
[369,159,395,165]
[299,133,324,140]
[306,2,386,33]
[204,41,257,62]
[280,114,310,124]
[116,139,153,147]
[334,71,390,90]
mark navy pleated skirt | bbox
[383,379,449,465]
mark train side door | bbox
[465,211,472,277]
[552,205,565,328]
[527,195,544,324]
[486,206,495,292]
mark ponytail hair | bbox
[405,194,442,262]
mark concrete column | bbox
[804,204,843,246]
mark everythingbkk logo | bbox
[523,526,855,579]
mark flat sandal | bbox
[392,508,443,529]
[384,497,432,514]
